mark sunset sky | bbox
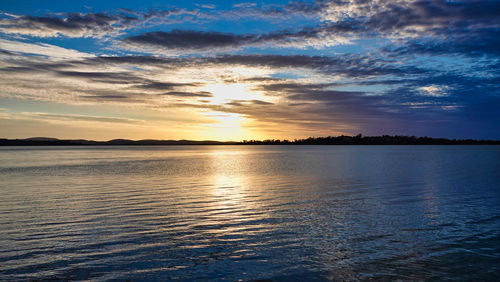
[0,0,499,141]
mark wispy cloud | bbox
[233,3,257,9]
[0,39,93,59]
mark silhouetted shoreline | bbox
[1,135,500,146]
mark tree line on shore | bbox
[241,134,500,145]
[1,135,499,146]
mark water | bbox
[0,145,499,281]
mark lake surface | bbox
[0,145,499,281]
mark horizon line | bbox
[1,135,500,145]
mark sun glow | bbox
[196,82,265,140]
[202,111,249,140]
[205,83,259,105]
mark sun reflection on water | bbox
[205,149,273,237]
[209,150,247,210]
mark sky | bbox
[0,0,499,141]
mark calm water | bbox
[0,146,499,281]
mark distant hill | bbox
[0,137,237,146]
[0,135,499,146]
[23,137,60,142]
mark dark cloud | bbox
[82,95,129,99]
[0,60,78,73]
[250,99,273,105]
[254,81,339,92]
[209,54,426,77]
[288,89,367,103]
[384,28,500,57]
[123,30,257,50]
[84,55,175,66]
[0,12,138,37]
[121,26,332,51]
[161,91,213,97]
[242,77,284,82]
[56,70,141,83]
[256,81,387,115]
[78,54,427,78]
[57,70,120,78]
[133,81,200,91]
[2,52,430,103]
[225,101,244,107]
[364,0,500,33]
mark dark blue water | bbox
[0,146,499,281]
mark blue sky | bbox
[0,0,499,140]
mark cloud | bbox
[0,12,138,38]
[253,0,328,18]
[418,85,449,97]
[0,109,145,124]
[0,39,93,59]
[0,1,327,39]
[233,3,257,8]
[225,99,273,106]
[121,26,353,53]
[197,4,217,9]
[1,1,499,139]
[205,54,426,77]
[384,28,500,57]
[75,53,426,79]
[33,112,144,124]
[2,0,499,59]
[253,81,385,113]
[322,0,500,31]
[115,0,500,55]
[321,0,500,58]
[249,99,273,105]
[161,91,213,97]
[82,95,130,100]
[253,81,338,92]
[1,51,429,98]
[123,30,256,51]
[133,81,201,92]
[1,29,498,138]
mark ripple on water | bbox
[0,145,499,280]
